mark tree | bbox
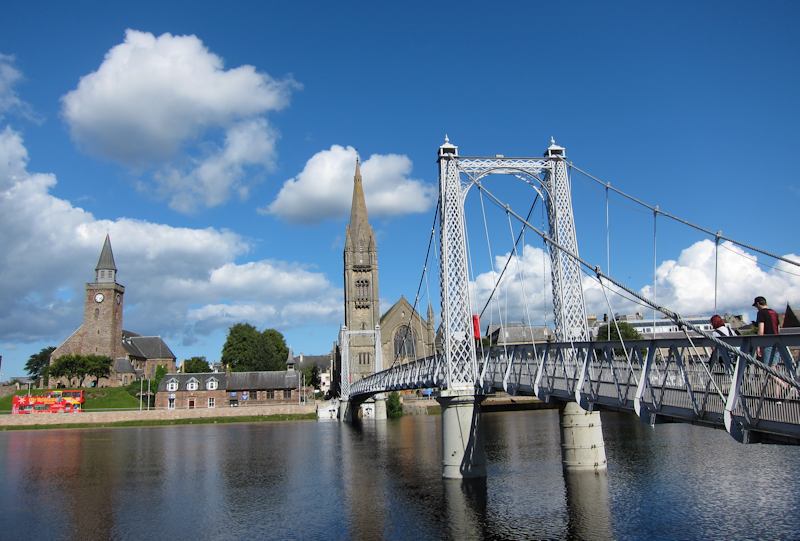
[84,355,113,387]
[221,324,289,372]
[25,346,55,384]
[47,354,88,387]
[221,323,263,371]
[149,365,168,408]
[301,364,321,390]
[262,329,289,371]
[183,356,211,373]
[387,391,403,418]
[595,321,642,342]
[595,321,642,358]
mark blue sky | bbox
[1,1,798,377]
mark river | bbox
[1,409,798,540]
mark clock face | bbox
[94,293,105,303]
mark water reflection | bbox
[565,470,613,541]
[2,411,800,540]
[444,478,487,540]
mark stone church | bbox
[49,235,176,387]
[341,160,436,385]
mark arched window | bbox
[394,325,417,361]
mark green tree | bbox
[47,354,88,387]
[262,328,289,371]
[25,346,55,384]
[84,355,113,386]
[221,323,262,371]
[183,356,211,373]
[387,391,403,419]
[595,321,642,342]
[221,324,289,372]
[301,365,321,390]
[149,365,168,407]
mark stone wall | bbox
[0,403,315,427]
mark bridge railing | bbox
[480,333,800,442]
[351,333,800,443]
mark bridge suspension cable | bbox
[569,162,800,270]
[387,196,441,370]
[471,178,797,386]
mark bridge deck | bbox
[349,333,800,444]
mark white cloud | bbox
[153,118,277,212]
[0,126,340,349]
[265,144,435,223]
[61,29,299,212]
[641,239,800,317]
[469,239,800,330]
[0,54,37,121]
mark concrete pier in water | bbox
[437,392,486,479]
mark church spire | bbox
[346,157,374,249]
[95,234,117,283]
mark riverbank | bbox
[0,403,316,431]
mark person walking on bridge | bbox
[710,315,737,337]
[753,296,780,365]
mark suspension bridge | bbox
[336,137,800,479]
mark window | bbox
[266,390,275,400]
[355,278,370,308]
[358,352,371,366]
[166,379,178,392]
[168,398,175,410]
[206,378,218,391]
[186,378,198,391]
[283,389,292,399]
[208,397,216,408]
[394,325,417,361]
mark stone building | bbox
[155,371,301,409]
[337,161,436,392]
[50,235,176,387]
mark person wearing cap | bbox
[753,296,780,365]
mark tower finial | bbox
[550,136,555,145]
[444,134,450,144]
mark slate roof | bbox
[295,354,331,369]
[158,373,225,392]
[113,357,136,374]
[95,234,117,271]
[487,324,553,344]
[157,371,299,392]
[122,336,176,360]
[227,371,299,391]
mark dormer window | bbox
[206,378,218,391]
[186,378,199,391]
[166,379,178,392]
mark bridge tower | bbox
[437,137,486,478]
[436,136,606,477]
[542,139,607,472]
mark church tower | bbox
[343,159,380,380]
[82,234,126,359]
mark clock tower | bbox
[82,234,126,359]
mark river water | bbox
[1,409,798,540]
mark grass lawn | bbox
[0,387,140,412]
